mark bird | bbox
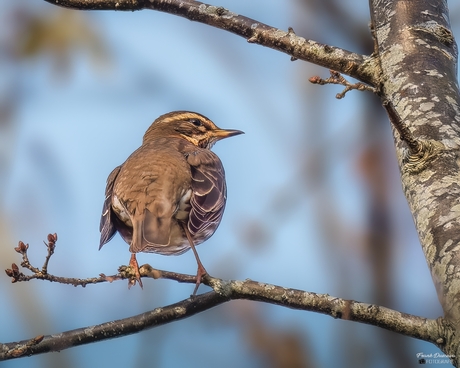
[99,111,243,293]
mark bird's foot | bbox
[128,253,143,289]
[192,264,207,296]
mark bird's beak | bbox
[212,128,244,141]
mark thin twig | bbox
[382,99,422,153]
[5,234,202,287]
[41,233,57,274]
[309,70,377,98]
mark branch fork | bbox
[382,100,445,174]
[1,233,447,362]
[309,70,377,99]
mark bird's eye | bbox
[189,119,202,127]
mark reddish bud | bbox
[14,241,29,254]
[5,263,21,282]
[47,233,58,243]
[12,263,19,273]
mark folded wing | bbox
[186,150,227,240]
[99,165,121,249]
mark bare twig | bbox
[382,100,445,174]
[309,70,377,98]
[382,100,421,152]
[41,233,57,274]
[5,235,200,286]
[7,235,110,286]
[42,0,378,86]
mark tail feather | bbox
[130,210,172,253]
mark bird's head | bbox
[143,111,243,149]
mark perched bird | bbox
[99,111,243,293]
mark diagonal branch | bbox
[0,273,445,361]
[0,290,227,361]
[42,0,379,86]
[2,234,447,361]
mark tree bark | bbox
[43,0,377,85]
[0,273,442,361]
[370,0,460,362]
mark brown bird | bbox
[99,111,243,293]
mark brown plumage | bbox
[99,111,243,292]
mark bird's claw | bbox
[128,254,143,289]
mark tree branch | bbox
[1,235,446,361]
[0,290,227,361]
[42,0,379,86]
[0,272,444,361]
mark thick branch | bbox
[370,0,460,325]
[369,0,460,363]
[43,0,378,85]
[0,273,443,361]
[226,278,442,344]
[0,290,227,361]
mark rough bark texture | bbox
[0,274,442,361]
[370,0,460,361]
[44,0,377,85]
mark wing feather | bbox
[99,166,121,249]
[186,150,226,238]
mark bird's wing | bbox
[186,149,227,237]
[99,165,121,249]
